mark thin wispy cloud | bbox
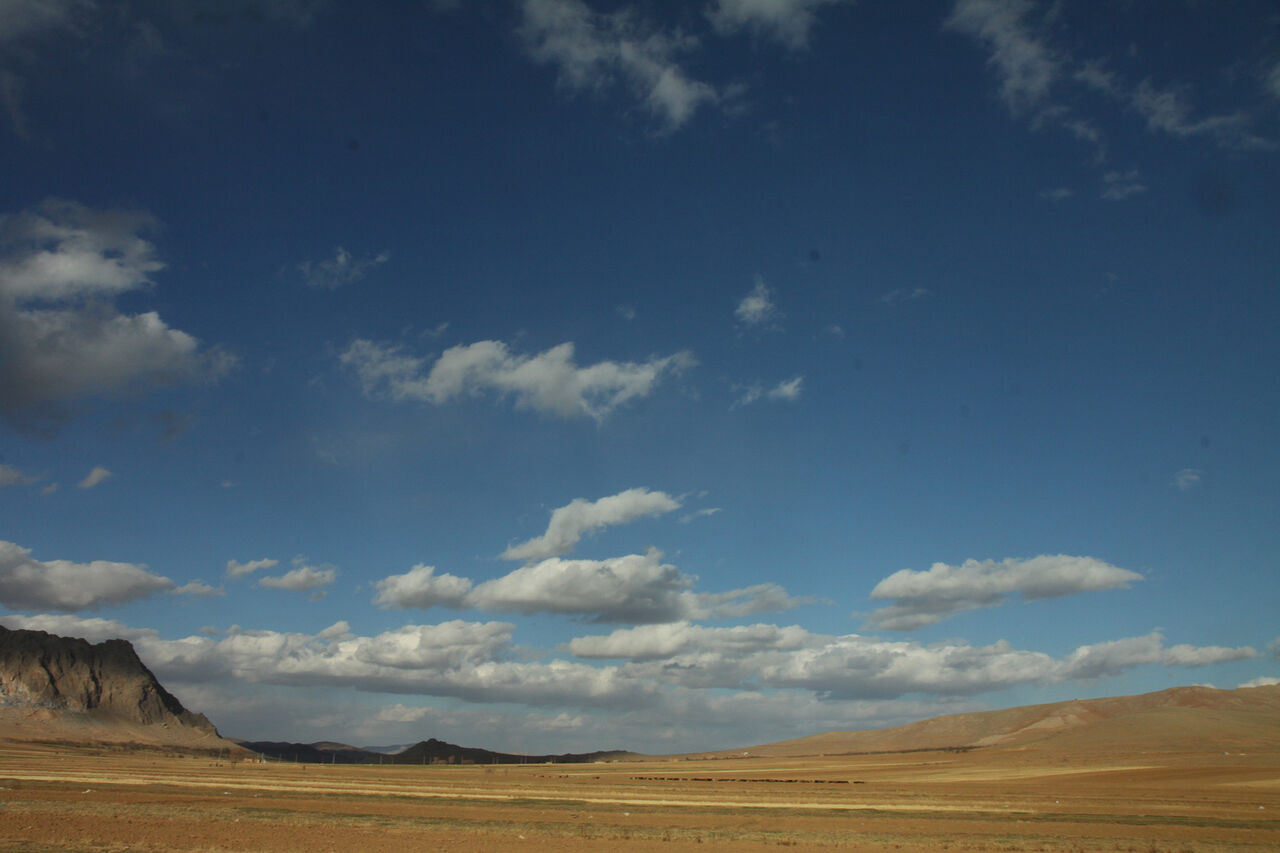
[226,558,279,578]
[0,462,39,487]
[341,338,695,421]
[298,246,389,289]
[735,276,779,327]
[77,465,111,489]
[706,0,851,50]
[948,0,1272,156]
[878,287,932,305]
[734,376,803,407]
[517,0,719,131]
[1172,468,1202,492]
[1100,169,1147,201]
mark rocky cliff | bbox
[0,625,216,733]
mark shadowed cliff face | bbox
[0,626,215,733]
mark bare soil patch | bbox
[0,740,1276,851]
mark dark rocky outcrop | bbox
[0,625,216,733]
[239,736,634,765]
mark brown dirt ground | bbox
[0,740,1276,852]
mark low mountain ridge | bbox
[239,736,634,765]
[720,683,1280,758]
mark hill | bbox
[717,683,1280,758]
[0,625,237,754]
[239,736,635,765]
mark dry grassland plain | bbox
[0,742,1276,852]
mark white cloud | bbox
[679,506,721,524]
[945,0,1058,116]
[517,0,718,131]
[734,276,777,326]
[471,549,805,623]
[341,338,695,421]
[867,554,1144,630]
[0,539,174,611]
[226,558,278,578]
[1038,187,1074,202]
[374,547,805,624]
[257,560,336,592]
[298,246,389,289]
[501,487,681,562]
[0,462,38,487]
[0,0,87,44]
[172,580,223,597]
[734,375,803,407]
[0,199,161,302]
[1128,80,1260,148]
[1172,467,1202,491]
[569,620,814,661]
[77,464,111,489]
[1266,62,1280,100]
[3,612,1255,746]
[878,287,932,305]
[1059,632,1256,680]
[1240,676,1279,688]
[1100,169,1147,201]
[571,623,1256,699]
[373,564,473,610]
[706,0,850,50]
[0,199,233,428]
[469,548,693,623]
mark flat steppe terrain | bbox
[0,738,1276,852]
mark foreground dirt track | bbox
[0,742,1277,852]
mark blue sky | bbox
[1,0,1277,753]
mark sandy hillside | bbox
[718,683,1280,757]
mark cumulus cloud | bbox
[171,580,223,597]
[573,623,1257,698]
[341,338,694,421]
[257,560,336,592]
[373,548,805,624]
[1240,676,1279,688]
[470,549,693,622]
[76,464,111,489]
[226,557,278,578]
[373,564,473,610]
[298,246,389,289]
[866,554,1144,630]
[0,539,174,611]
[501,487,681,562]
[517,0,718,130]
[2,612,1255,734]
[734,276,778,327]
[0,199,233,429]
[706,0,850,50]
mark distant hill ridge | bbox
[719,683,1280,758]
[238,736,634,765]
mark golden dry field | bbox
[0,740,1277,852]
